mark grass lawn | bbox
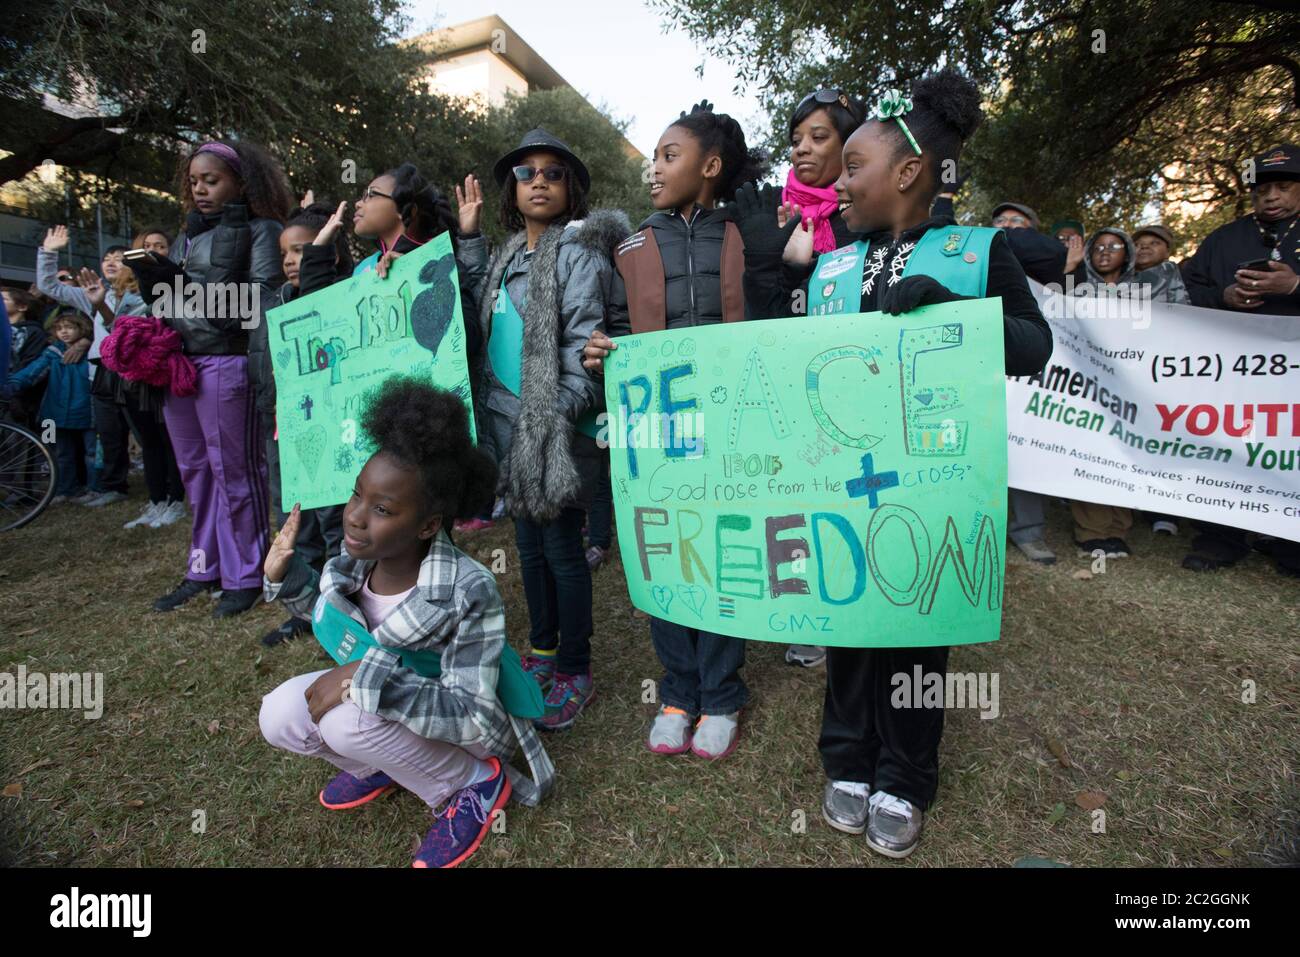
[1,489,1296,867]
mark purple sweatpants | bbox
[163,354,269,590]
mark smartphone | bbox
[1236,258,1273,272]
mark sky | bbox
[404,0,770,158]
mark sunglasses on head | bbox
[796,89,852,112]
[513,165,566,184]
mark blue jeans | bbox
[649,617,748,715]
[53,428,94,496]
[514,507,592,675]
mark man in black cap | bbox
[1176,144,1300,576]
[1183,144,1300,316]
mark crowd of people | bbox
[3,66,1297,868]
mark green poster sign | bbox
[601,300,1008,648]
[267,231,474,510]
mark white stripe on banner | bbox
[1006,282,1300,541]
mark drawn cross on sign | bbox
[845,453,899,509]
[299,395,314,420]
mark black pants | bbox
[123,392,183,504]
[514,506,592,675]
[91,394,131,494]
[819,645,950,811]
[586,449,613,550]
[1187,522,1251,563]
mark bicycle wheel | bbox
[0,420,57,531]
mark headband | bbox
[873,90,922,156]
[193,142,244,178]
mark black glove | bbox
[681,99,714,117]
[880,275,965,315]
[732,183,801,261]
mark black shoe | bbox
[1181,552,1235,572]
[154,578,219,612]
[262,616,312,647]
[1075,538,1111,557]
[212,587,263,619]
[1105,537,1132,558]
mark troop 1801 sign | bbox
[602,301,1009,648]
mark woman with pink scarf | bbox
[780,90,868,262]
[777,89,866,670]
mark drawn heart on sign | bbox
[677,584,706,617]
[411,256,458,356]
[650,585,674,616]
[295,424,327,480]
[914,390,934,405]
[275,348,292,369]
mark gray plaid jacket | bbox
[264,529,554,806]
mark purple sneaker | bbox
[537,671,595,732]
[520,652,556,691]
[412,757,511,868]
[319,771,396,810]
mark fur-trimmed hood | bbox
[472,208,631,523]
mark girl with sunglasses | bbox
[471,128,630,733]
[581,101,769,762]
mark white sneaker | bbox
[124,501,163,529]
[690,712,741,760]
[150,500,187,527]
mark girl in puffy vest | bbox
[471,128,630,733]
[737,70,1052,858]
[582,102,769,761]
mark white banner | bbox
[1006,284,1300,541]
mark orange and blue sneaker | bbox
[412,758,512,868]
[319,771,396,810]
[537,671,594,731]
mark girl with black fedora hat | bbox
[472,128,631,733]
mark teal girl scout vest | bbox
[806,226,998,314]
[490,277,601,439]
[312,597,545,720]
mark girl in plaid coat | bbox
[259,377,553,868]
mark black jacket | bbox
[607,205,751,334]
[745,212,1052,377]
[1182,213,1300,315]
[136,205,284,356]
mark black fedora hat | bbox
[493,128,591,192]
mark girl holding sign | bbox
[739,71,1051,857]
[582,102,769,761]
[471,129,630,732]
[132,139,291,620]
[259,378,553,868]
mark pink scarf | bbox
[782,168,841,254]
[100,315,197,397]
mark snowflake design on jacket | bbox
[860,246,889,298]
[888,241,917,286]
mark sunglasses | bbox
[57,274,75,282]
[360,186,394,202]
[513,164,567,184]
[797,89,852,112]
[1093,242,1125,253]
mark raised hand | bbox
[1063,234,1085,274]
[455,174,483,235]
[732,183,801,260]
[265,503,302,583]
[77,267,106,307]
[300,189,315,209]
[313,201,348,247]
[43,225,69,252]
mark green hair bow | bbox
[873,89,922,156]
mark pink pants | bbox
[259,670,490,810]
